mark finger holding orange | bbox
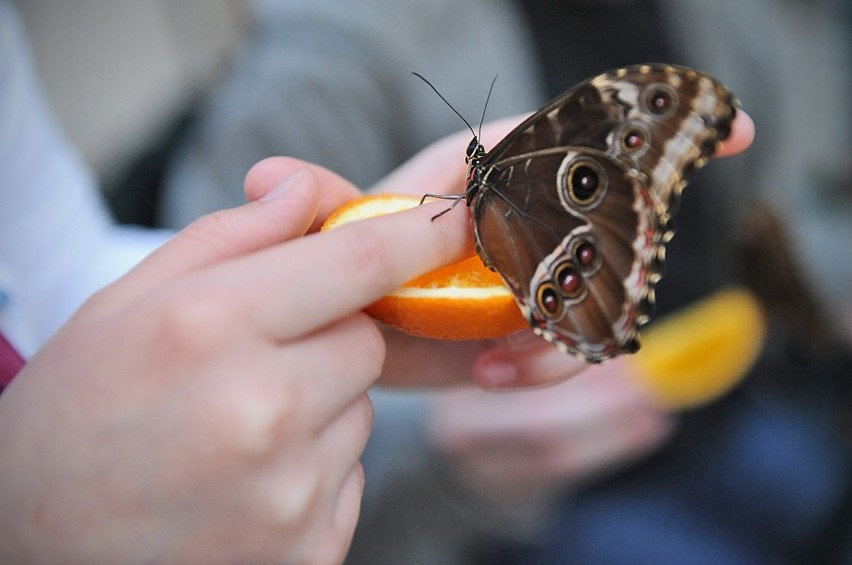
[321,194,527,340]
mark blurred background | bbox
[17,1,852,324]
[14,0,246,189]
[13,1,852,563]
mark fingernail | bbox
[478,360,518,388]
[260,168,306,202]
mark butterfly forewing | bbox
[483,65,737,207]
[590,65,738,207]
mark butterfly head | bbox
[463,136,489,203]
[464,137,482,163]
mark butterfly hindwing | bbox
[474,148,661,361]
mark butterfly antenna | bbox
[412,72,476,138]
[478,74,498,141]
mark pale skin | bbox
[0,113,753,562]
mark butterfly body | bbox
[461,63,739,362]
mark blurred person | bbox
[153,0,852,563]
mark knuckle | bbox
[215,382,301,460]
[181,209,237,250]
[322,313,386,381]
[76,285,115,318]
[261,469,323,531]
[341,224,400,295]
[362,393,376,429]
[147,287,249,360]
[350,314,386,376]
[352,394,375,441]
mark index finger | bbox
[227,198,475,341]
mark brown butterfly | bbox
[426,63,739,362]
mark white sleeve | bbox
[0,1,172,356]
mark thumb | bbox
[105,168,321,305]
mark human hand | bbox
[0,164,474,562]
[429,357,676,501]
[373,111,755,389]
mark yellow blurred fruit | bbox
[629,287,765,409]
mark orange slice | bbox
[629,287,765,409]
[321,194,527,340]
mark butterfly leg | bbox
[419,193,466,221]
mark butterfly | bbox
[425,63,739,363]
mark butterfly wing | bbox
[484,63,738,209]
[474,147,661,361]
[471,64,738,362]
[588,64,738,211]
